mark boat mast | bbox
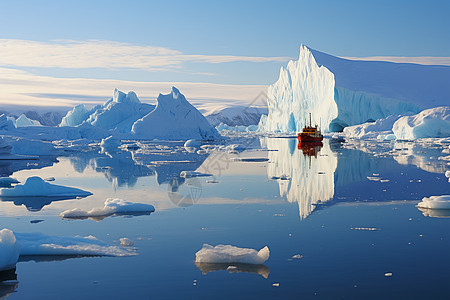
[309,113,312,127]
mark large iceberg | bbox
[195,244,270,264]
[260,45,450,133]
[132,87,220,140]
[59,104,91,127]
[393,106,450,140]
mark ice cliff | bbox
[260,45,450,133]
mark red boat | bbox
[297,113,323,142]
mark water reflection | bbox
[392,141,448,174]
[0,157,57,177]
[195,262,270,279]
[0,281,17,299]
[417,207,450,218]
[262,138,337,219]
[0,268,16,282]
[0,196,86,212]
[61,211,153,222]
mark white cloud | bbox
[0,67,268,114]
[0,39,289,70]
[340,56,450,66]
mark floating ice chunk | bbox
[100,136,121,153]
[0,177,19,187]
[195,244,270,264]
[291,254,303,259]
[44,177,55,182]
[0,176,92,198]
[446,170,450,182]
[367,176,381,181]
[417,195,450,209]
[180,171,212,178]
[344,115,403,139]
[0,229,21,271]
[385,272,393,277]
[119,238,134,247]
[15,232,136,257]
[60,198,155,219]
[184,139,201,148]
[393,106,450,140]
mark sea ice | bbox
[417,195,450,209]
[195,244,270,264]
[393,106,450,140]
[0,229,21,271]
[60,198,155,219]
[0,176,92,198]
[131,87,220,140]
[119,238,134,247]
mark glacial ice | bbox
[60,198,155,219]
[0,176,92,198]
[417,195,450,209]
[132,87,220,140]
[100,136,121,153]
[15,114,41,127]
[0,229,21,271]
[59,104,90,127]
[259,45,337,133]
[343,115,404,139]
[393,106,450,140]
[195,244,270,264]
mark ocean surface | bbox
[1,137,449,299]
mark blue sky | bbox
[0,0,448,109]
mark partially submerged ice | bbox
[0,176,92,198]
[0,229,21,271]
[132,87,220,140]
[195,244,270,264]
[417,195,450,210]
[393,106,450,140]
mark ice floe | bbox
[417,195,450,210]
[0,176,92,198]
[180,171,212,178]
[195,244,270,264]
[0,229,21,271]
[60,198,155,220]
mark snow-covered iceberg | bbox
[0,229,21,271]
[59,104,91,127]
[15,114,41,127]
[417,195,450,210]
[393,106,450,140]
[0,176,92,198]
[132,87,220,140]
[60,198,155,220]
[195,244,270,264]
[343,115,404,139]
[260,45,337,133]
[260,45,449,133]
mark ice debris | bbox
[195,244,270,264]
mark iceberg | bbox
[15,114,41,127]
[393,106,450,140]
[260,45,449,133]
[59,104,90,127]
[343,115,404,139]
[195,244,270,264]
[417,195,450,210]
[0,176,92,198]
[60,198,155,220]
[0,229,21,271]
[131,87,221,140]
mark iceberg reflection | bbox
[0,196,85,212]
[417,207,450,218]
[262,138,337,220]
[195,262,270,279]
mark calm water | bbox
[1,137,449,299]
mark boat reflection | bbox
[195,262,270,279]
[297,141,323,157]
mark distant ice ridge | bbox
[260,45,449,133]
[259,45,337,133]
[206,106,268,127]
[195,244,269,264]
[132,87,220,140]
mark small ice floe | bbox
[384,272,393,277]
[0,229,21,272]
[351,227,378,231]
[417,195,450,209]
[0,177,19,188]
[272,283,280,287]
[180,171,212,178]
[291,254,303,260]
[0,176,92,198]
[30,220,44,224]
[119,238,134,247]
[445,171,450,182]
[232,158,269,162]
[367,177,381,181]
[60,198,155,220]
[184,139,201,148]
[44,177,55,182]
[380,179,390,183]
[195,244,270,264]
[15,231,136,257]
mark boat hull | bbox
[297,133,323,142]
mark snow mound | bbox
[15,232,136,257]
[0,176,92,198]
[15,114,41,127]
[195,244,270,264]
[60,198,155,219]
[60,104,90,127]
[417,195,450,209]
[0,229,21,271]
[393,106,450,140]
[132,87,220,140]
[260,45,337,133]
[343,115,403,139]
